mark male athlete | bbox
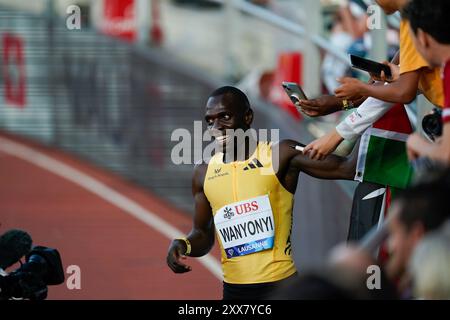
[167,86,357,299]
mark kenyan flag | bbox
[351,104,414,261]
[355,103,414,189]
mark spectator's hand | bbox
[329,243,375,271]
[167,239,192,273]
[369,62,400,83]
[303,129,344,160]
[335,77,366,100]
[406,133,427,161]
[295,95,343,117]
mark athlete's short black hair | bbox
[403,0,450,45]
[396,169,450,232]
[209,86,250,113]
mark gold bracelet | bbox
[178,237,191,256]
[342,99,354,111]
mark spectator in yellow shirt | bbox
[303,0,444,160]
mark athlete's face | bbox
[204,96,253,147]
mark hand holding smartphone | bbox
[281,81,308,106]
[350,54,392,80]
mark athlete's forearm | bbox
[308,155,354,180]
[292,153,354,180]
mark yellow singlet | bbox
[204,141,297,284]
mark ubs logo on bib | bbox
[234,201,259,215]
[223,207,234,219]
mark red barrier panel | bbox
[268,52,303,120]
[102,0,136,42]
[2,33,26,107]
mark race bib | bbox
[214,195,275,258]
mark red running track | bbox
[0,132,222,299]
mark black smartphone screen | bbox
[350,54,392,78]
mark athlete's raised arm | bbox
[279,139,358,181]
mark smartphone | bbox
[350,54,392,79]
[281,81,308,106]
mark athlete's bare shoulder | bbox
[193,160,209,190]
[194,159,208,173]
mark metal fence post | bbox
[46,0,58,145]
[302,0,322,97]
[137,0,150,45]
[224,0,239,81]
[369,7,388,61]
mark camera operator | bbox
[0,229,65,300]
[0,229,32,299]
[0,229,32,269]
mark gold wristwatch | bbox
[342,99,354,111]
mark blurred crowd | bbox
[276,169,450,299]
[275,0,450,300]
[321,0,399,93]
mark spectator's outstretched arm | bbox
[303,97,394,160]
[335,70,421,104]
[296,95,365,118]
[298,50,400,117]
[336,97,394,141]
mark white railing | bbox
[208,0,387,96]
[211,0,349,63]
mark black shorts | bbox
[222,273,298,300]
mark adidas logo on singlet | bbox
[243,158,263,171]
